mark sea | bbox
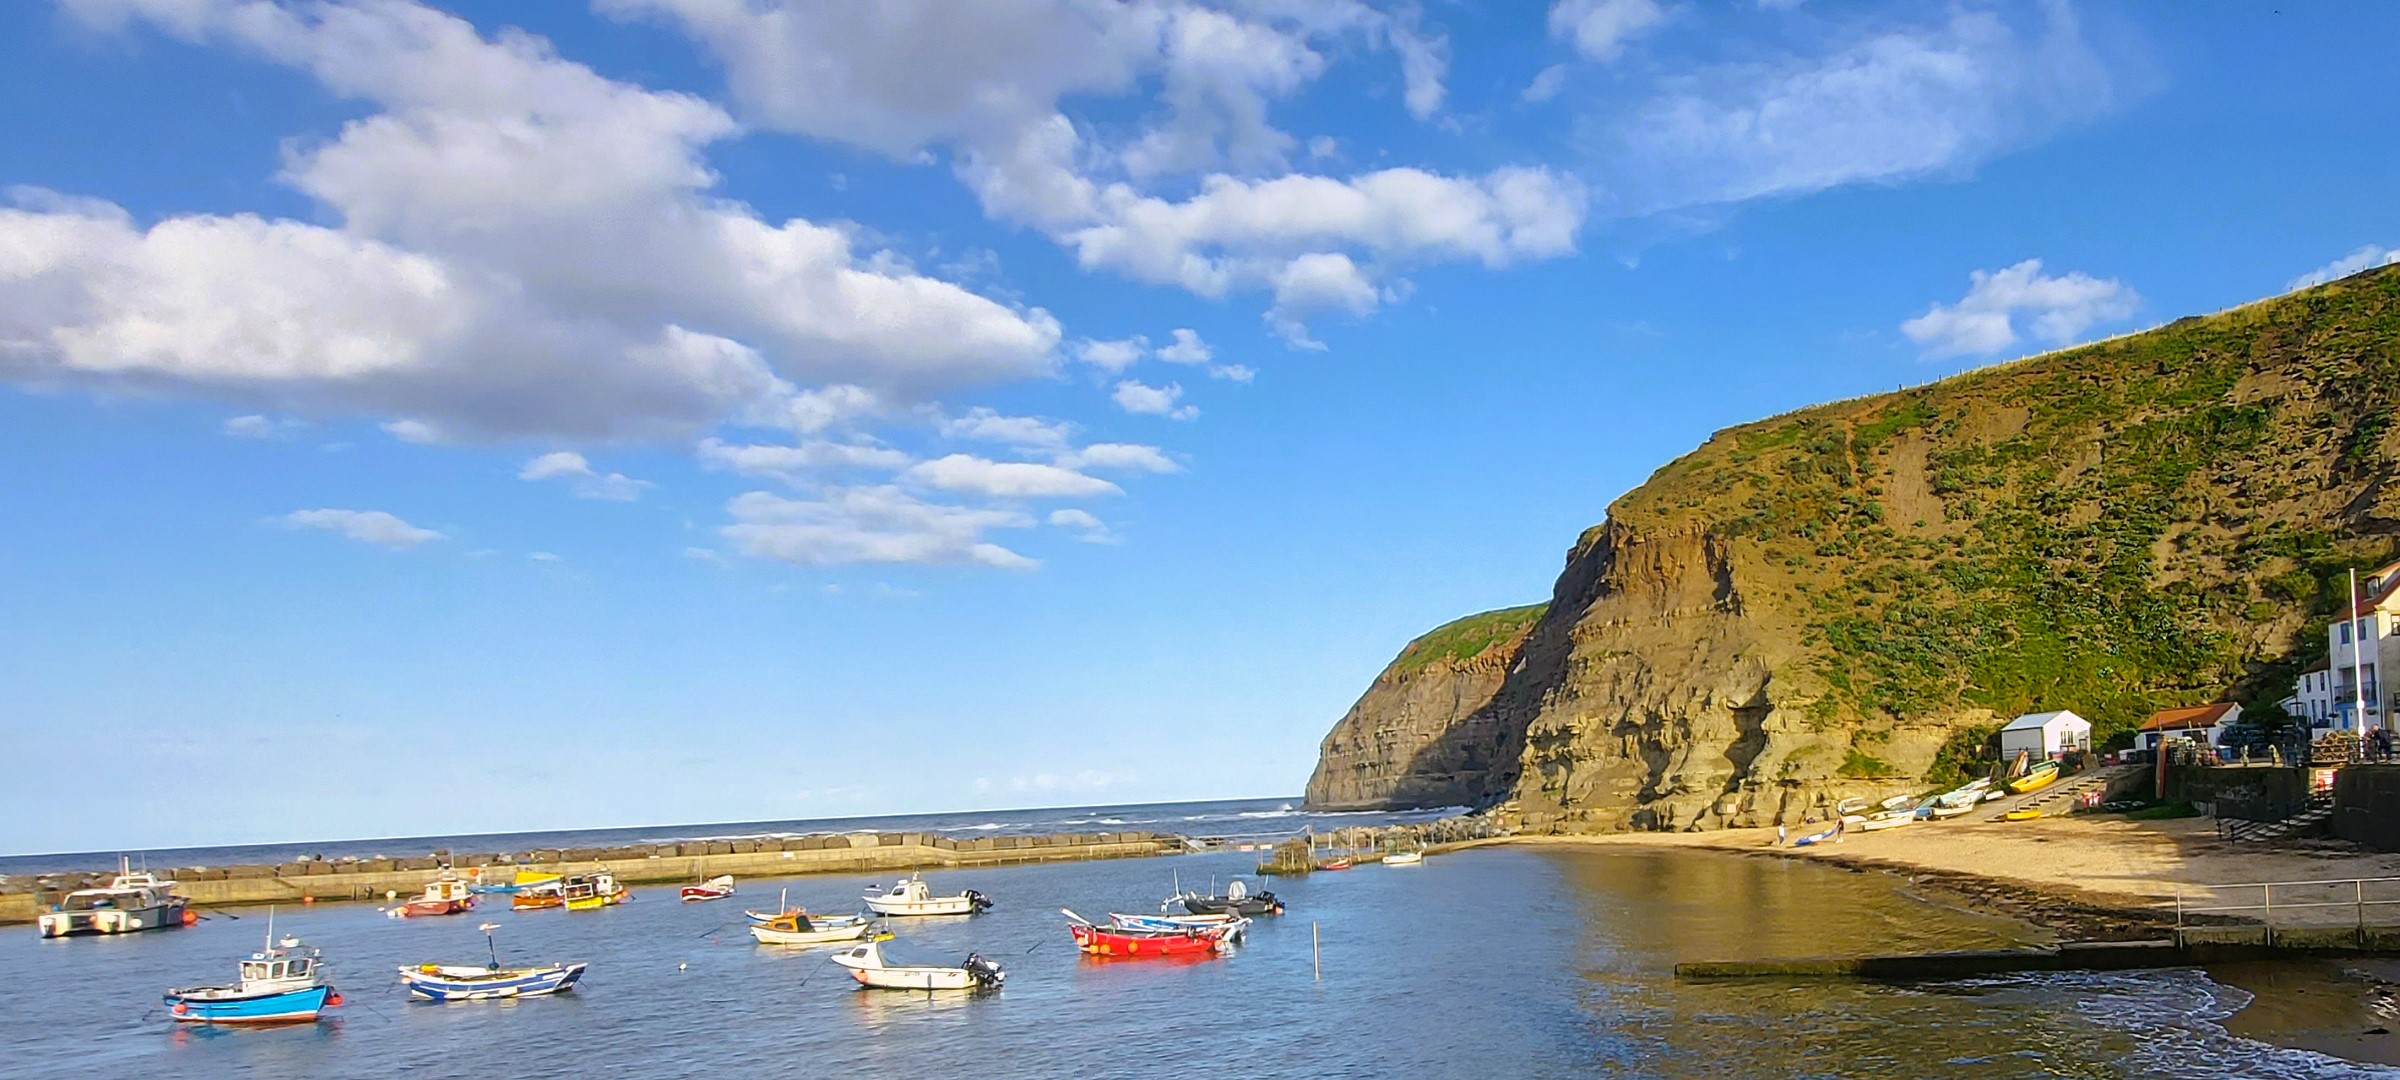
[3,800,2393,1078]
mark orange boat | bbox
[1064,910,1237,958]
[511,872,564,911]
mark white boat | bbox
[1927,803,1976,819]
[1382,850,1424,866]
[398,924,584,1001]
[1108,911,1250,942]
[1856,811,1917,832]
[40,860,190,938]
[681,875,736,902]
[749,910,875,946]
[863,873,991,917]
[831,939,1004,992]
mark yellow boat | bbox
[2003,808,2043,821]
[2007,760,2061,794]
[561,872,628,911]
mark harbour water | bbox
[3,841,2386,1078]
[0,797,1440,878]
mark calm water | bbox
[2,847,2385,1078]
[0,797,1450,877]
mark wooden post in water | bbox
[1313,921,1321,982]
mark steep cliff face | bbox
[1303,605,1543,809]
[1312,265,2400,826]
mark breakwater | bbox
[0,829,1176,924]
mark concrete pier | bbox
[1,830,1176,924]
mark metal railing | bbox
[2174,875,2400,945]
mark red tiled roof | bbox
[2140,702,2238,732]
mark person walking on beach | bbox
[1776,824,1787,847]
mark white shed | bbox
[1999,709,2093,759]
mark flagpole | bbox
[2353,568,2368,735]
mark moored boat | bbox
[396,876,475,918]
[1066,909,1240,957]
[562,872,628,911]
[1319,858,1353,871]
[165,927,341,1024]
[831,939,1004,991]
[680,875,735,902]
[1174,877,1283,916]
[863,873,991,917]
[1382,850,1424,866]
[749,910,875,946]
[399,923,584,1001]
[511,872,564,911]
[1108,912,1249,942]
[38,860,191,938]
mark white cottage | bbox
[1999,710,2093,759]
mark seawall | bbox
[1,831,1176,923]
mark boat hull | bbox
[2008,767,2061,794]
[512,894,563,911]
[562,892,625,912]
[166,984,334,1024]
[399,963,585,1002]
[831,942,1002,991]
[39,899,189,938]
[864,895,982,916]
[1181,895,1281,916]
[400,899,472,918]
[1070,923,1229,958]
[750,920,872,946]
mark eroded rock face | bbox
[1302,610,1537,810]
[1306,264,2400,830]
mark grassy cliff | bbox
[1612,265,2400,750]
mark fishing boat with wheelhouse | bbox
[38,860,190,938]
[165,926,342,1024]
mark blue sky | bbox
[4,0,2396,853]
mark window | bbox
[2343,622,2354,644]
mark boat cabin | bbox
[240,938,324,990]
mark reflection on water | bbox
[3,847,2390,1078]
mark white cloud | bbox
[282,507,444,548]
[1154,328,1212,365]
[696,437,912,479]
[1548,0,1666,63]
[1054,442,1180,474]
[1523,63,1568,103]
[1047,507,1118,543]
[1602,6,2116,213]
[1210,363,1255,383]
[1901,259,2138,359]
[222,413,303,438]
[381,419,445,444]
[906,453,1120,498]
[1113,380,1197,420]
[517,450,652,501]
[607,1,1573,344]
[721,487,1037,569]
[528,551,562,562]
[13,2,1059,441]
[2289,244,2400,291]
[1073,337,1148,373]
[936,407,1072,451]
[683,545,727,565]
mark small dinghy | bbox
[1173,877,1283,916]
[681,875,736,902]
[1065,909,1241,957]
[2003,808,2044,821]
[750,910,875,946]
[864,873,991,917]
[832,939,1004,992]
[399,924,584,1002]
[1789,823,1840,847]
[1833,797,1870,817]
[2008,760,2062,794]
[1107,911,1249,942]
[1856,808,1918,831]
[1382,850,1424,866]
[166,922,341,1025]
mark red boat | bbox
[1065,911,1234,958]
[1319,859,1353,871]
[680,875,735,902]
[398,877,475,918]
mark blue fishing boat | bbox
[398,923,587,1002]
[165,928,340,1024]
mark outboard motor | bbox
[964,889,993,913]
[963,953,1006,989]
